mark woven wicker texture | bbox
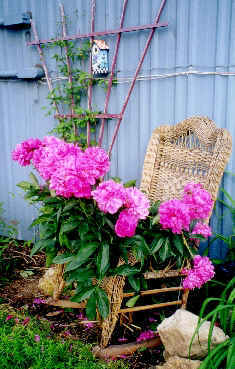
[100,116,232,347]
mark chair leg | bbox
[100,275,126,347]
[181,288,189,309]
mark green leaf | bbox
[40,223,56,239]
[159,238,169,261]
[104,217,114,230]
[128,276,140,292]
[126,295,140,307]
[71,286,96,303]
[56,206,62,224]
[86,293,97,320]
[65,242,99,272]
[65,268,95,283]
[29,215,50,228]
[110,176,121,183]
[96,287,110,319]
[53,254,73,264]
[96,243,109,279]
[17,181,32,191]
[30,239,56,257]
[112,264,140,276]
[173,235,184,255]
[149,201,161,215]
[227,338,235,369]
[123,180,136,188]
[63,200,79,213]
[151,237,165,254]
[29,172,39,186]
[46,249,57,267]
[190,233,206,240]
[60,219,79,234]
[78,223,89,239]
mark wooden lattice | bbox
[28,0,168,154]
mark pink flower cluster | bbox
[136,329,157,342]
[159,183,213,235]
[182,255,215,289]
[12,136,150,238]
[191,222,212,243]
[12,138,42,166]
[183,183,213,220]
[12,136,110,199]
[92,179,150,238]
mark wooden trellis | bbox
[28,0,168,155]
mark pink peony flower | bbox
[191,222,212,243]
[159,198,191,234]
[183,183,213,220]
[182,255,215,289]
[84,147,110,179]
[12,138,42,166]
[49,155,92,199]
[124,187,150,220]
[92,180,126,214]
[115,209,139,237]
[32,137,81,181]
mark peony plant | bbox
[12,136,215,319]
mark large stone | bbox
[152,356,201,369]
[157,308,227,359]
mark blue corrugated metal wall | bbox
[1,0,235,258]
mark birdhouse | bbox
[92,39,109,76]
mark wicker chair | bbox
[100,116,232,347]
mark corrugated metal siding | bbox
[1,0,235,259]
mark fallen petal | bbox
[34,335,40,342]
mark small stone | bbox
[38,266,64,296]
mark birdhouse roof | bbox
[93,39,109,50]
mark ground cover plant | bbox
[0,306,128,369]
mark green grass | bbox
[0,308,128,369]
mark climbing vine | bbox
[42,39,112,146]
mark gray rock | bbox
[157,308,227,359]
[152,356,201,369]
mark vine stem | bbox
[182,233,194,258]
[87,0,96,146]
[59,3,77,137]
[30,18,60,116]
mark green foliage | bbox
[191,277,235,369]
[210,188,235,262]
[0,309,128,369]
[43,38,114,145]
[0,202,19,278]
[18,173,200,316]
